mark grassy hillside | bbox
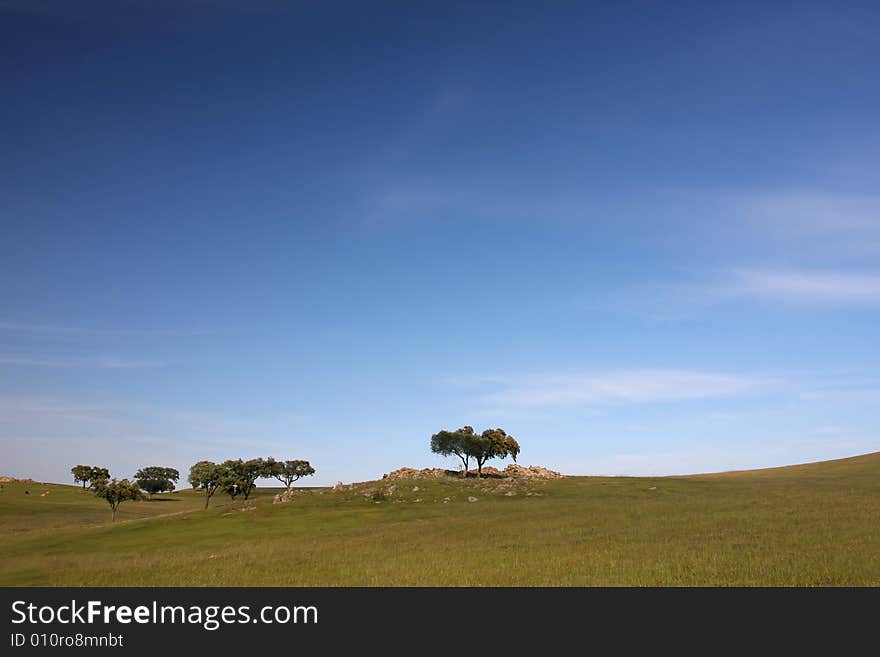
[0,481,209,535]
[2,452,879,586]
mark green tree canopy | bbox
[71,465,93,488]
[265,458,316,490]
[220,458,267,501]
[134,466,180,498]
[93,478,143,521]
[467,428,520,478]
[90,466,110,486]
[72,465,109,489]
[188,461,225,509]
[430,425,477,477]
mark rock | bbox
[467,496,478,503]
[412,486,420,492]
[386,484,397,495]
[414,498,422,503]
[382,467,448,480]
[273,489,299,504]
[504,464,564,479]
[505,491,517,496]
[332,481,345,491]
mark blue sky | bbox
[2,1,878,487]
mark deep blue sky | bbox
[2,1,878,486]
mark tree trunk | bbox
[204,493,210,509]
[477,461,483,478]
[111,506,117,522]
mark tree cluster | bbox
[188,457,315,509]
[72,457,315,518]
[430,426,520,477]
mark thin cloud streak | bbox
[461,369,768,409]
[732,269,880,303]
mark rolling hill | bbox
[2,452,879,586]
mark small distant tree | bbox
[467,428,520,478]
[220,458,267,501]
[90,467,110,487]
[265,458,315,491]
[71,465,110,489]
[188,461,225,509]
[93,478,143,521]
[430,426,477,477]
[134,466,180,499]
[71,465,92,488]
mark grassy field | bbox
[2,452,879,586]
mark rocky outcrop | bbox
[503,465,564,479]
[273,489,298,504]
[382,468,449,480]
[382,465,564,481]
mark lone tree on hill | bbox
[431,426,477,477]
[431,426,521,478]
[71,465,110,489]
[468,428,520,478]
[188,461,225,509]
[265,458,316,491]
[93,478,143,521]
[134,466,180,499]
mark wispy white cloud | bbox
[736,190,880,260]
[459,369,768,409]
[744,190,880,236]
[731,269,880,303]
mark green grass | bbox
[2,452,879,586]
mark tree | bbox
[93,478,143,521]
[90,467,110,487]
[430,426,477,477]
[220,458,267,501]
[265,458,315,490]
[71,465,109,489]
[467,428,520,478]
[71,465,92,488]
[134,466,180,499]
[188,461,225,509]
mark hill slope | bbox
[2,452,879,586]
